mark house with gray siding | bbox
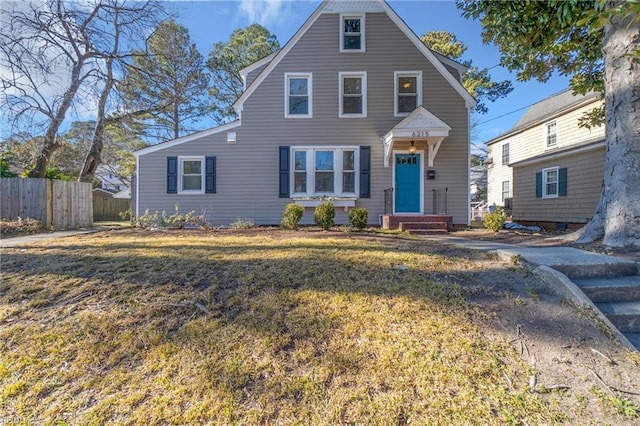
[486,89,605,229]
[134,0,475,229]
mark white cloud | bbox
[238,0,294,27]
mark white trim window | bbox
[501,180,510,202]
[544,120,557,149]
[502,143,510,165]
[285,73,312,118]
[339,72,367,118]
[291,147,359,196]
[340,14,365,52]
[179,156,205,194]
[394,71,422,116]
[542,166,559,198]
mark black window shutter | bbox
[167,156,177,194]
[279,146,290,198]
[535,172,542,198]
[558,167,567,196]
[359,146,371,198]
[205,156,216,194]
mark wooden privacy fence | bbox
[93,197,130,221]
[1,178,93,230]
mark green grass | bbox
[0,229,589,423]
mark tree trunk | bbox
[575,4,640,247]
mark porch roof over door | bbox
[382,106,451,167]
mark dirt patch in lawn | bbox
[1,228,638,424]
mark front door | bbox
[394,153,421,213]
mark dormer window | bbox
[341,14,365,52]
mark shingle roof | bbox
[486,89,600,145]
[513,89,599,129]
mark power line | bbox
[475,103,533,126]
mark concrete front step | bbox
[573,275,640,302]
[595,301,640,332]
[405,229,449,235]
[399,222,449,231]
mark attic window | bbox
[341,14,365,52]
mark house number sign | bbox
[411,130,430,137]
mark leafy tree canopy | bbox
[420,30,513,114]
[207,24,280,123]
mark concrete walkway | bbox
[0,227,117,248]
[424,234,640,352]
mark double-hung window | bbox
[339,72,367,117]
[545,121,557,149]
[501,180,510,202]
[543,167,559,198]
[179,157,204,194]
[291,147,358,196]
[285,73,312,118]
[340,14,365,52]
[502,143,510,165]
[395,71,422,116]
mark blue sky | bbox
[167,0,572,146]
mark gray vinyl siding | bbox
[512,147,605,223]
[137,12,469,226]
[245,62,270,88]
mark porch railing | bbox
[432,187,448,215]
[383,188,393,214]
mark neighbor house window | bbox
[285,73,312,118]
[395,71,422,116]
[545,121,557,149]
[542,167,559,198]
[179,157,204,193]
[502,143,510,165]
[340,14,365,52]
[291,147,358,196]
[501,180,510,202]
[339,72,367,117]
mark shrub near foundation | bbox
[349,208,368,231]
[314,201,335,230]
[483,205,507,232]
[281,203,304,230]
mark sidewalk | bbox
[424,235,639,277]
[0,227,117,248]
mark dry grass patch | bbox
[0,229,636,424]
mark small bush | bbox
[314,201,335,231]
[230,217,256,229]
[281,203,304,230]
[483,205,507,232]
[349,208,368,231]
[136,204,204,229]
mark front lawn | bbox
[1,229,638,424]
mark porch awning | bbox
[382,106,451,167]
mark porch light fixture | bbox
[408,140,417,154]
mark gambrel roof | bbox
[233,0,476,116]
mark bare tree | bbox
[0,0,164,179]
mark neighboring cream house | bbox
[486,90,605,228]
[134,0,475,229]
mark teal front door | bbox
[394,153,421,213]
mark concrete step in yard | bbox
[399,222,449,235]
[573,275,640,302]
[594,301,640,333]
